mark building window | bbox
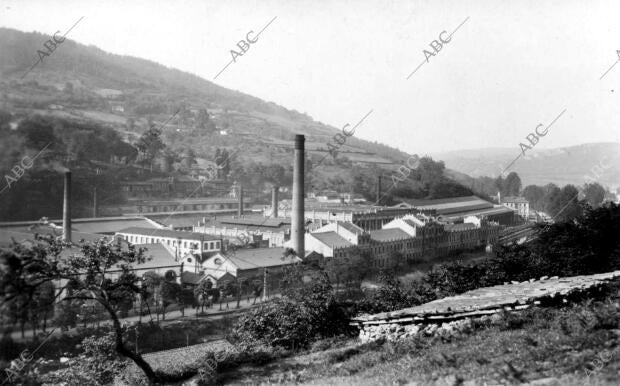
[184,241,187,248]
[215,242,220,249]
[204,242,209,249]
[167,240,170,245]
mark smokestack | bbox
[92,187,98,218]
[272,186,279,218]
[63,171,72,242]
[376,175,382,203]
[292,135,305,258]
[237,184,244,216]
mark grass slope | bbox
[218,285,620,385]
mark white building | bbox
[501,197,530,219]
[116,227,222,259]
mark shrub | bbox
[232,267,354,349]
[231,298,313,349]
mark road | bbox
[4,295,274,342]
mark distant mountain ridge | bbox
[434,142,620,189]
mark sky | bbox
[1,0,619,155]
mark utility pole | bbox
[236,278,241,308]
[92,187,98,218]
[262,268,268,301]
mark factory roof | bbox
[443,223,478,232]
[439,206,515,219]
[0,216,158,234]
[117,227,221,241]
[216,248,301,270]
[134,243,178,268]
[368,228,412,242]
[502,196,529,204]
[310,231,354,248]
[0,226,105,246]
[336,221,365,235]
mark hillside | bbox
[0,27,407,171]
[434,143,620,190]
[0,28,484,220]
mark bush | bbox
[231,298,313,349]
[231,267,354,349]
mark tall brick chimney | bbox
[272,186,279,218]
[376,175,382,203]
[63,171,72,242]
[292,135,305,258]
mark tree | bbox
[18,116,56,150]
[543,183,562,215]
[215,148,231,179]
[34,282,55,332]
[0,237,196,384]
[222,280,238,309]
[523,185,546,211]
[555,185,583,222]
[582,182,606,208]
[503,172,522,196]
[143,272,164,321]
[178,288,196,316]
[159,281,181,320]
[233,266,347,349]
[194,280,213,313]
[54,300,80,332]
[134,126,165,169]
[196,108,216,133]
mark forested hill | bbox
[0,27,475,221]
[0,27,409,164]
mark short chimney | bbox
[292,135,305,258]
[272,186,279,218]
[237,184,244,216]
[63,171,72,242]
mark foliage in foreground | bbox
[0,237,198,384]
[221,285,620,385]
[231,267,354,349]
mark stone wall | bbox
[359,318,477,343]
